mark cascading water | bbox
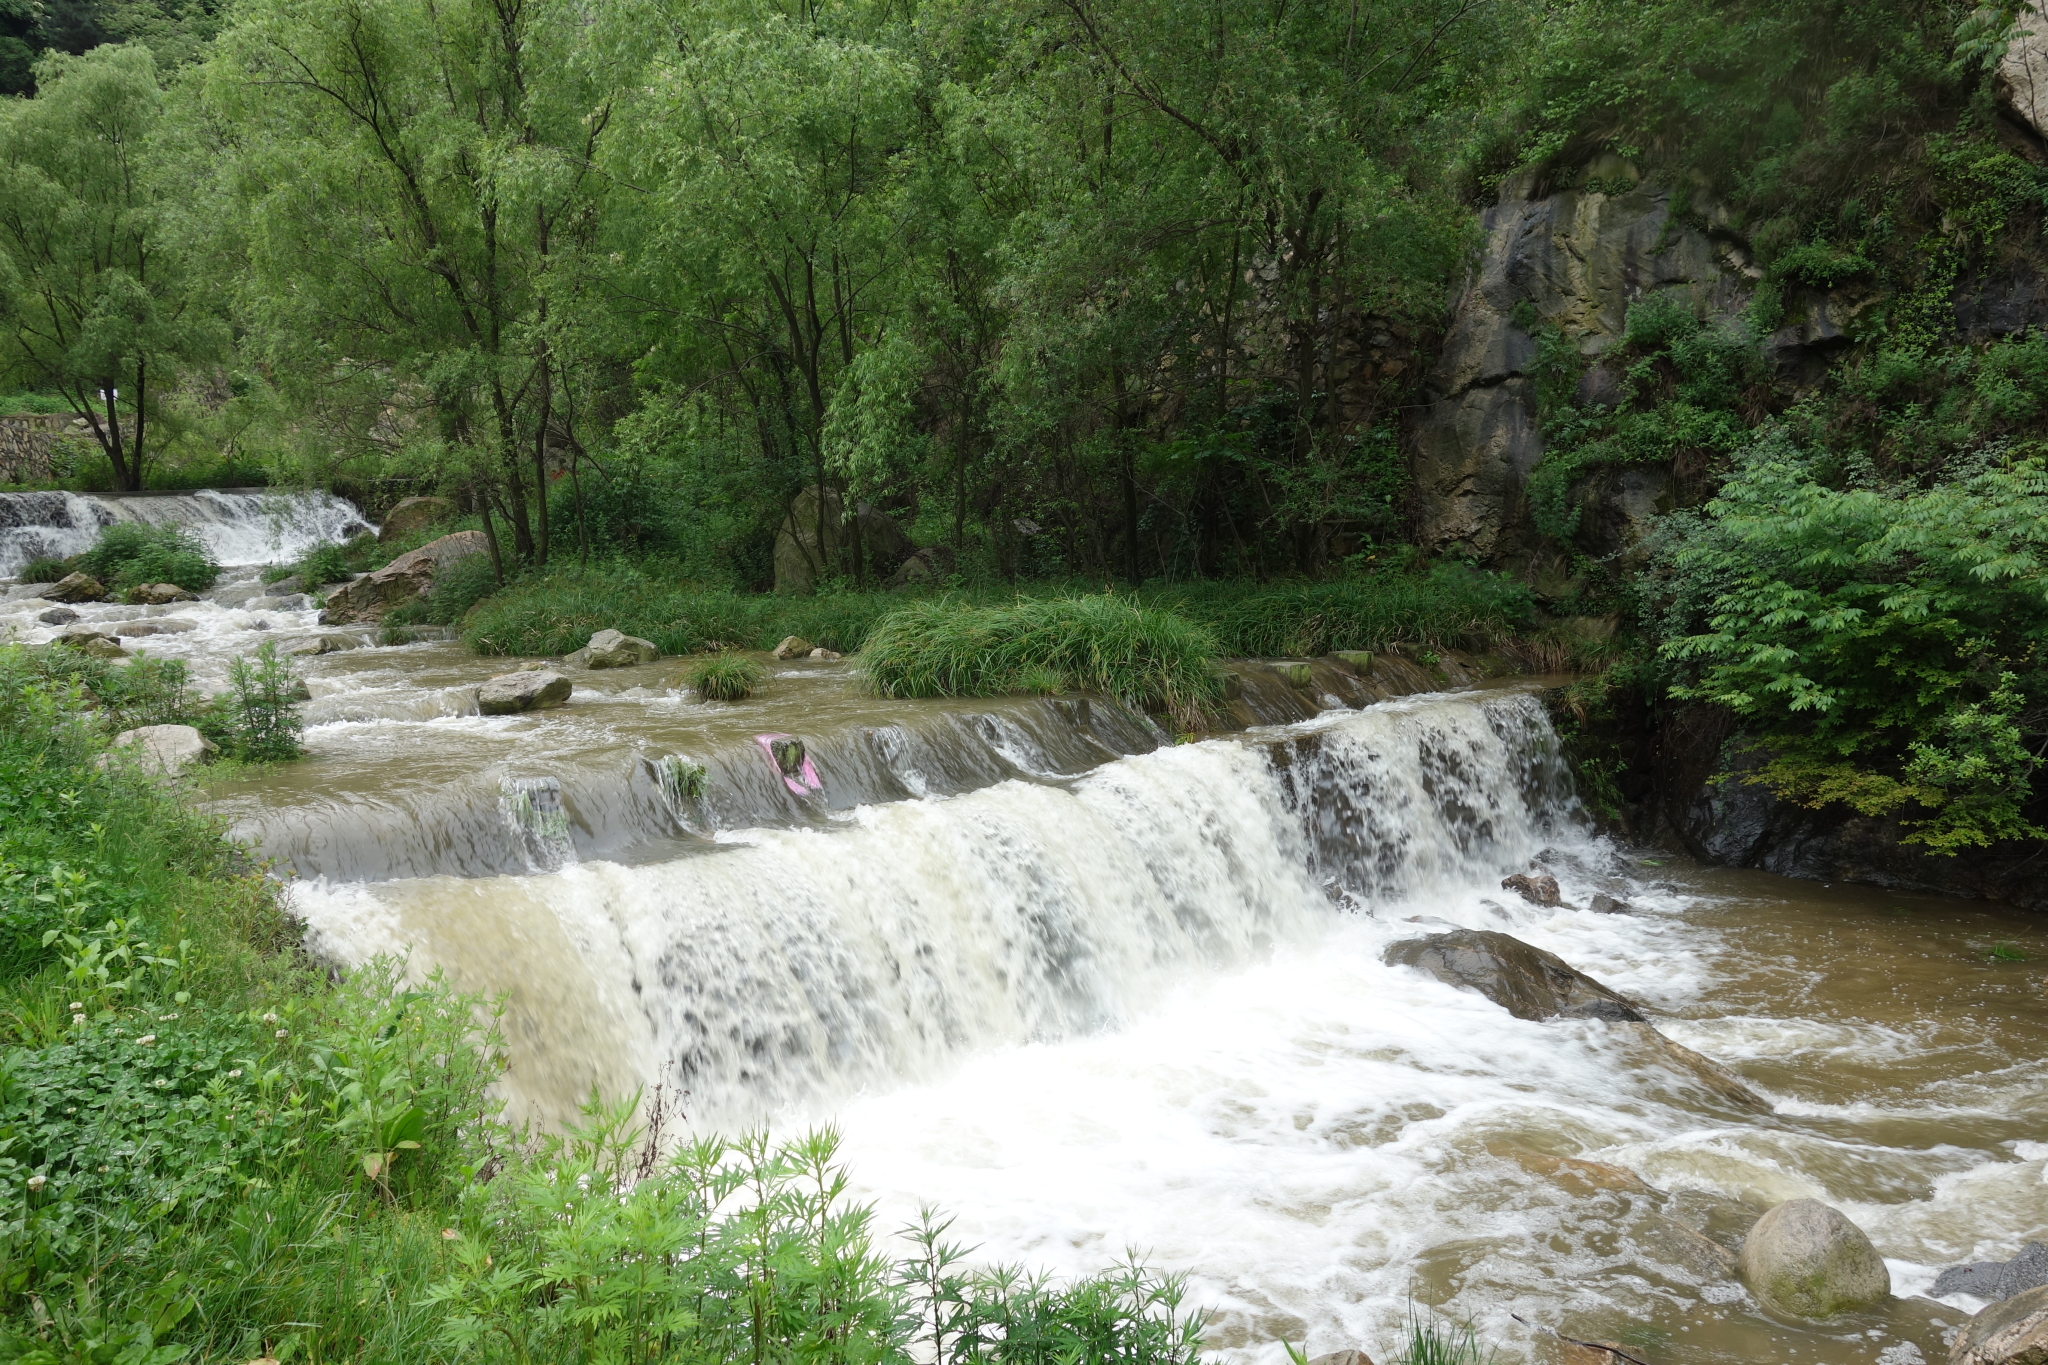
[0,487,373,576]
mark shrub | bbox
[687,652,765,701]
[1150,566,1535,657]
[73,523,219,592]
[220,641,305,761]
[17,556,68,583]
[860,595,1224,728]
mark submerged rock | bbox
[110,724,218,776]
[1384,929,1643,1021]
[1503,871,1562,906]
[1737,1197,1890,1320]
[128,582,197,605]
[108,617,197,637]
[771,635,813,660]
[41,572,106,603]
[569,628,660,669]
[1952,1284,2048,1365]
[1589,893,1634,914]
[477,669,572,715]
[286,632,363,656]
[1937,1244,2048,1303]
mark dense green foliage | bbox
[686,653,767,702]
[860,597,1224,729]
[9,637,301,762]
[72,523,217,593]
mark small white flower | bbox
[71,1014,84,1027]
[137,1034,156,1046]
[274,1028,289,1039]
[26,1175,45,1192]
[153,1078,168,1088]
[63,1107,74,1116]
[67,1002,82,1012]
[261,1012,279,1024]
[227,1069,243,1079]
[158,1013,178,1021]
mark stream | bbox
[3,548,2043,1365]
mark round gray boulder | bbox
[1738,1198,1890,1319]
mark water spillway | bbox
[0,487,372,576]
[4,570,2041,1365]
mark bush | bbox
[221,641,305,761]
[17,556,68,583]
[73,523,219,592]
[1150,565,1535,657]
[686,652,765,701]
[860,595,1224,728]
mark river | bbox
[3,557,2043,1365]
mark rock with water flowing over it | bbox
[1307,1351,1375,1365]
[36,605,77,625]
[41,572,105,603]
[1737,1198,1890,1320]
[110,724,219,776]
[1937,1244,2048,1303]
[286,632,363,656]
[128,581,197,605]
[1503,870,1562,905]
[319,530,489,624]
[1590,892,1634,914]
[568,628,660,669]
[1384,929,1644,1022]
[377,495,455,543]
[771,635,813,660]
[1953,1284,2048,1365]
[476,669,572,715]
[808,647,842,661]
[108,617,198,637]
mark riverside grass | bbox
[457,560,1534,662]
[860,596,1226,730]
[0,640,1206,1364]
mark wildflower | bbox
[158,1012,178,1021]
[154,1078,168,1088]
[70,1014,84,1026]
[137,1034,156,1046]
[26,1175,45,1192]
[261,1012,278,1024]
[274,1028,288,1039]
[227,1069,243,1079]
[67,1002,81,1011]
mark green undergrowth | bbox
[72,524,220,594]
[860,596,1227,729]
[0,639,1208,1362]
[10,640,305,763]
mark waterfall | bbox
[290,690,1577,1130]
[0,488,373,577]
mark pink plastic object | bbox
[755,732,822,795]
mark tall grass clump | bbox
[73,522,219,592]
[1150,564,1533,658]
[687,652,766,701]
[860,595,1224,728]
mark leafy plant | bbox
[73,524,219,593]
[687,653,766,702]
[18,557,69,583]
[220,642,304,761]
[1989,943,2027,962]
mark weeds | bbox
[73,523,218,593]
[688,652,766,701]
[221,641,304,760]
[18,556,68,583]
[860,595,1224,730]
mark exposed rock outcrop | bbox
[771,636,813,660]
[477,669,572,715]
[886,544,954,588]
[1502,871,1561,906]
[319,530,488,624]
[1738,1198,1890,1320]
[128,582,196,605]
[568,628,659,669]
[41,572,106,603]
[378,495,455,543]
[1999,3,2048,142]
[1952,1284,2048,1365]
[110,724,218,776]
[772,487,918,591]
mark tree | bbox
[0,44,218,490]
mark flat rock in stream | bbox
[1384,930,1771,1110]
[1953,1284,2048,1365]
[477,669,572,715]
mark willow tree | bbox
[0,45,218,490]
[198,0,623,567]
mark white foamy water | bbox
[0,488,371,577]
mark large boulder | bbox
[1938,1244,2048,1303]
[378,495,456,543]
[852,501,915,580]
[56,627,124,658]
[41,572,106,604]
[567,628,659,669]
[1502,871,1562,906]
[320,530,489,624]
[36,606,77,626]
[1384,929,1644,1022]
[128,582,196,605]
[771,635,813,660]
[477,669,572,715]
[773,485,844,593]
[1953,1285,2048,1365]
[110,724,219,776]
[2000,4,2048,141]
[1738,1198,1890,1320]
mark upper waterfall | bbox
[0,488,374,577]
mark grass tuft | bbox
[18,556,69,583]
[859,595,1224,728]
[687,652,766,701]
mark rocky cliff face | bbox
[1410,171,1751,583]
